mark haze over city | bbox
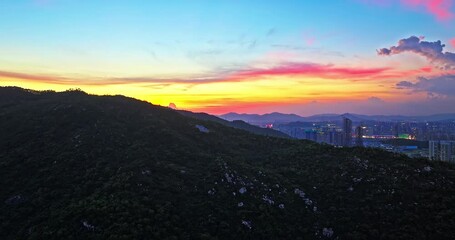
[1,0,455,116]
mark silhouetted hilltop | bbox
[1,87,455,239]
[178,110,290,138]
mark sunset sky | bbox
[1,0,455,115]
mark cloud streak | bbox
[0,71,69,83]
[0,62,402,87]
[97,63,396,88]
[378,36,455,69]
[233,62,391,79]
[396,74,455,96]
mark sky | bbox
[1,0,455,116]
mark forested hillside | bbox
[1,87,455,239]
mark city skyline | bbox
[1,0,455,115]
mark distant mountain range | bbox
[178,110,290,138]
[220,112,455,125]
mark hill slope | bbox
[220,112,305,124]
[178,110,290,138]
[1,87,455,239]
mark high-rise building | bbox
[440,141,455,162]
[343,117,352,147]
[305,130,317,142]
[429,140,439,160]
[355,125,364,147]
[429,140,455,163]
[393,123,400,138]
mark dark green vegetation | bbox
[381,139,429,149]
[1,87,455,239]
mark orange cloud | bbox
[0,70,67,83]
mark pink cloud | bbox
[1,62,435,88]
[451,38,455,48]
[304,37,316,46]
[402,0,454,21]
[360,0,454,21]
[233,63,392,79]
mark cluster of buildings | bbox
[274,117,455,164]
[429,141,455,163]
[364,121,455,141]
[277,117,364,147]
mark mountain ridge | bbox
[1,87,455,239]
[220,112,455,124]
[177,110,290,138]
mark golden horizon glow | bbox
[0,67,431,115]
